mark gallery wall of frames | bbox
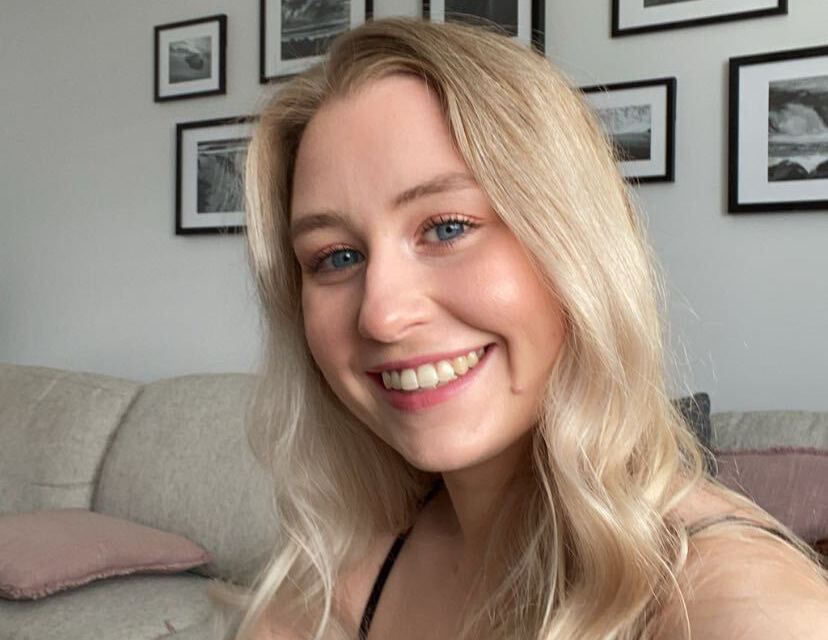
[153,0,826,235]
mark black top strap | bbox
[357,527,412,640]
[358,480,443,640]
[358,506,791,638]
[686,515,793,543]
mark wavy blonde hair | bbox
[209,16,825,640]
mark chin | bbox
[395,432,515,474]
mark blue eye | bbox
[433,221,465,241]
[423,215,476,244]
[330,248,362,269]
[308,215,477,275]
[313,247,364,272]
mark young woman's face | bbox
[290,74,566,473]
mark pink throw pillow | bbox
[714,447,828,545]
[0,509,212,600]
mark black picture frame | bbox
[581,77,676,183]
[729,45,828,213]
[154,15,227,102]
[175,116,257,236]
[423,0,545,54]
[260,0,373,83]
[612,0,787,37]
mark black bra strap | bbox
[357,527,412,640]
[686,515,792,543]
[358,480,442,640]
[359,512,790,638]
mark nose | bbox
[357,249,430,343]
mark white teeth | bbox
[436,360,456,383]
[451,356,469,375]
[380,346,489,392]
[400,369,418,391]
[416,364,439,389]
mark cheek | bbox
[301,285,353,376]
[301,283,380,429]
[443,233,566,401]
[448,234,563,340]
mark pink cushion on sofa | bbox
[0,508,212,599]
[714,447,828,545]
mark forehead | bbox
[290,74,471,219]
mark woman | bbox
[212,17,828,640]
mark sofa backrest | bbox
[92,373,279,586]
[711,410,828,545]
[711,410,828,450]
[0,363,141,514]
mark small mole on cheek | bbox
[503,348,524,394]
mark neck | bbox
[435,432,533,557]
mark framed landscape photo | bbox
[582,77,676,183]
[423,0,545,53]
[175,116,257,235]
[729,45,828,213]
[155,15,226,102]
[260,0,372,83]
[612,0,787,37]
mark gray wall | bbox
[1,1,825,410]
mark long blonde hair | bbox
[209,17,824,640]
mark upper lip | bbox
[366,344,491,373]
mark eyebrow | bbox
[290,171,477,241]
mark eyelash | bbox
[307,214,479,274]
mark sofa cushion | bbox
[711,410,828,451]
[711,411,828,545]
[0,508,211,600]
[93,374,278,586]
[0,364,142,514]
[715,447,828,544]
[673,392,715,474]
[674,392,712,449]
[0,572,213,640]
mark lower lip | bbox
[369,345,495,412]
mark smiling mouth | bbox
[376,344,491,393]
[367,344,495,411]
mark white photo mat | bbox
[179,121,254,231]
[736,56,828,206]
[158,21,222,97]
[262,0,368,80]
[585,83,670,180]
[427,0,533,48]
[617,0,780,31]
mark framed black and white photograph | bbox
[260,0,372,83]
[729,45,828,213]
[154,15,226,102]
[423,0,545,53]
[582,77,676,183]
[175,117,257,235]
[612,0,787,37]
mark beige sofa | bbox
[1,362,826,640]
[0,364,276,640]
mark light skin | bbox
[282,73,828,639]
[291,74,566,564]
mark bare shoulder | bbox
[655,482,828,639]
[656,533,828,639]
